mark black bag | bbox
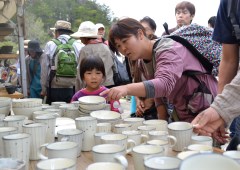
[112,54,131,86]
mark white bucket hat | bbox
[96,23,105,29]
[71,21,99,38]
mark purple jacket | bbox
[144,38,218,122]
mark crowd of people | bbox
[19,0,240,149]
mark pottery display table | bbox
[0,89,23,99]
[29,147,223,170]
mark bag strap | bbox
[152,39,211,80]
[228,0,240,41]
[67,38,75,45]
[163,22,170,35]
[166,35,213,74]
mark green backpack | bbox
[51,38,77,87]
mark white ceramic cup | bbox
[177,150,199,160]
[137,125,156,136]
[57,128,83,157]
[65,107,80,119]
[167,122,193,151]
[38,141,78,162]
[0,158,25,170]
[179,153,240,170]
[131,144,165,170]
[148,130,177,143]
[35,115,56,143]
[59,104,75,117]
[101,134,136,153]
[147,139,177,156]
[94,132,113,145]
[0,126,18,157]
[3,133,31,170]
[122,130,148,145]
[0,114,5,127]
[114,123,132,134]
[185,144,213,153]
[3,115,27,132]
[144,156,181,170]
[223,151,240,164]
[36,158,76,170]
[33,110,59,121]
[191,135,213,146]
[143,119,168,131]
[75,116,97,151]
[92,144,128,168]
[22,123,47,160]
[123,118,144,130]
[97,122,112,133]
[51,102,66,109]
[86,162,126,170]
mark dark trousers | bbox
[46,87,74,105]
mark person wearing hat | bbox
[41,20,83,104]
[96,23,105,37]
[71,21,114,91]
[25,40,43,98]
[96,23,108,45]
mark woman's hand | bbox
[100,85,128,101]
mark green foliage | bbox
[24,11,50,47]
[25,0,114,34]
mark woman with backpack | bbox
[101,18,218,123]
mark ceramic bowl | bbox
[0,158,25,170]
[0,106,11,116]
[78,96,106,110]
[5,85,17,94]
[90,110,120,121]
[78,106,92,114]
[44,108,62,117]
[42,104,55,110]
[0,97,11,107]
[12,98,42,108]
[12,106,42,120]
[78,96,106,105]
[33,110,57,120]
[79,101,106,111]
[71,101,80,107]
[51,102,67,109]
[179,153,240,170]
[177,151,199,160]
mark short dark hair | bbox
[140,16,157,31]
[175,1,195,16]
[208,16,217,28]
[108,18,146,54]
[79,55,106,81]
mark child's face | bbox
[83,68,104,91]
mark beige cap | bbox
[50,20,72,32]
[24,39,30,49]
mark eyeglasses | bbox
[176,10,190,15]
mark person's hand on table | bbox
[191,107,229,144]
